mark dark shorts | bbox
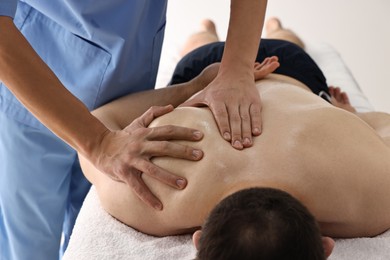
[169,39,330,101]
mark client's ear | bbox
[322,236,335,258]
[192,230,203,251]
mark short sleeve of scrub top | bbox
[0,0,17,17]
[0,0,168,129]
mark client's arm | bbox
[92,64,219,131]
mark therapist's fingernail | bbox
[233,140,243,150]
[253,127,261,135]
[223,132,231,141]
[192,149,203,159]
[243,138,252,146]
[193,131,203,139]
[176,179,187,189]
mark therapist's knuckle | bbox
[144,163,159,177]
[240,113,250,122]
[163,125,176,135]
[146,127,161,138]
[149,107,160,117]
[213,106,226,117]
[146,106,156,115]
[242,128,252,136]
[250,104,262,115]
[114,167,127,182]
[251,110,261,118]
[109,171,121,182]
[217,122,230,135]
[251,107,261,115]
[127,141,143,155]
[141,109,154,121]
[156,140,170,151]
[231,114,241,123]
[219,120,230,128]
[180,145,192,157]
[232,131,241,138]
[131,126,145,137]
[148,106,157,111]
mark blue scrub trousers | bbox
[0,112,91,260]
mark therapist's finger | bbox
[146,125,203,142]
[135,159,187,190]
[125,169,163,210]
[144,141,203,161]
[250,102,262,136]
[228,105,243,150]
[210,102,231,142]
[240,105,253,148]
[129,105,174,130]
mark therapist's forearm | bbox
[0,17,108,157]
[221,0,267,74]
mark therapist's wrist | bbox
[220,57,254,73]
[78,119,111,165]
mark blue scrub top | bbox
[0,0,168,129]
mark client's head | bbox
[193,187,334,260]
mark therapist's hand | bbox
[180,56,279,150]
[94,105,203,210]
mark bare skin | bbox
[180,19,220,58]
[265,17,305,49]
[180,17,305,57]
[81,64,390,238]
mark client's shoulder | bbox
[149,107,216,131]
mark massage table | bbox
[63,42,390,260]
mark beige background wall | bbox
[162,0,390,112]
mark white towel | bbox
[64,187,196,260]
[330,232,390,260]
[64,187,390,260]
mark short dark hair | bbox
[196,187,325,260]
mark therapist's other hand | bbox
[95,105,203,210]
[180,56,279,150]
